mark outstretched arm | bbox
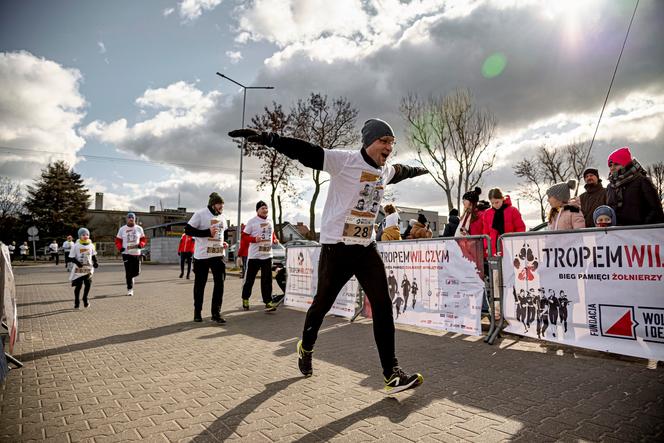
[388,164,428,184]
[228,129,324,170]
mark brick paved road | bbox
[1,263,663,442]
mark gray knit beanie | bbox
[546,179,576,202]
[361,118,394,149]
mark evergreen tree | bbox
[24,161,90,241]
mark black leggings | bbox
[180,252,192,276]
[73,277,92,306]
[242,258,273,304]
[302,243,397,376]
[193,257,226,316]
[122,254,141,289]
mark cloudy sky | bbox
[1,0,662,229]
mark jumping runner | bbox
[229,118,427,394]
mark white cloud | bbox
[163,7,175,17]
[179,0,223,21]
[97,41,106,54]
[225,50,243,64]
[0,51,87,180]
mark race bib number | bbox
[258,242,271,253]
[207,239,224,255]
[342,216,374,245]
[126,242,138,251]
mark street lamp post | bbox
[216,73,274,255]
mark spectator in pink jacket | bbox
[546,180,586,231]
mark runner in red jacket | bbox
[177,234,195,279]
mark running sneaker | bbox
[383,367,424,394]
[194,312,202,322]
[264,302,277,312]
[297,340,313,377]
[127,289,134,296]
[84,301,90,308]
[271,294,285,306]
[211,316,226,324]
[242,299,250,310]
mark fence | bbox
[498,223,664,361]
[284,224,664,361]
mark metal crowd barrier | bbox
[494,223,664,351]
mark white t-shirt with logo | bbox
[62,240,74,252]
[116,224,145,256]
[244,215,274,260]
[320,149,396,245]
[68,240,97,281]
[49,243,58,253]
[188,207,227,260]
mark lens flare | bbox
[482,53,507,78]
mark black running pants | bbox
[301,243,398,376]
[242,258,273,304]
[193,257,225,316]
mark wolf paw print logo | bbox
[513,244,538,281]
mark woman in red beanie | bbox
[606,146,664,226]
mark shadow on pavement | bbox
[193,378,301,442]
[16,320,213,362]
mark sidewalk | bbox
[1,264,663,442]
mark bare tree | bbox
[513,159,547,222]
[401,89,496,210]
[244,102,303,241]
[0,176,23,219]
[646,161,664,200]
[514,141,592,222]
[291,93,359,239]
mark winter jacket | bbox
[381,225,402,241]
[547,203,586,231]
[442,215,460,237]
[177,234,195,254]
[579,183,607,227]
[606,162,664,226]
[456,210,485,237]
[237,231,250,258]
[408,222,433,239]
[482,196,526,255]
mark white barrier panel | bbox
[502,227,664,361]
[376,239,485,335]
[284,246,358,318]
[1,244,17,353]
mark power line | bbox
[584,0,640,167]
[0,145,262,175]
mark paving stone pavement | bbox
[1,263,663,442]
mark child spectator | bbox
[593,205,616,227]
[546,180,585,231]
[381,204,402,241]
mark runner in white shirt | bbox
[115,213,146,296]
[241,201,279,312]
[184,192,228,323]
[62,235,75,271]
[229,118,428,394]
[8,241,16,261]
[48,240,59,265]
[68,227,99,309]
[19,242,29,262]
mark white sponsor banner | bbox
[1,244,17,353]
[284,246,358,318]
[502,227,664,361]
[376,239,485,335]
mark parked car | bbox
[283,239,319,248]
[272,243,286,269]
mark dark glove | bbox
[93,262,99,269]
[120,247,125,253]
[228,128,270,144]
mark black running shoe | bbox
[194,313,202,322]
[272,293,285,306]
[211,316,226,324]
[297,340,313,377]
[383,367,423,394]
